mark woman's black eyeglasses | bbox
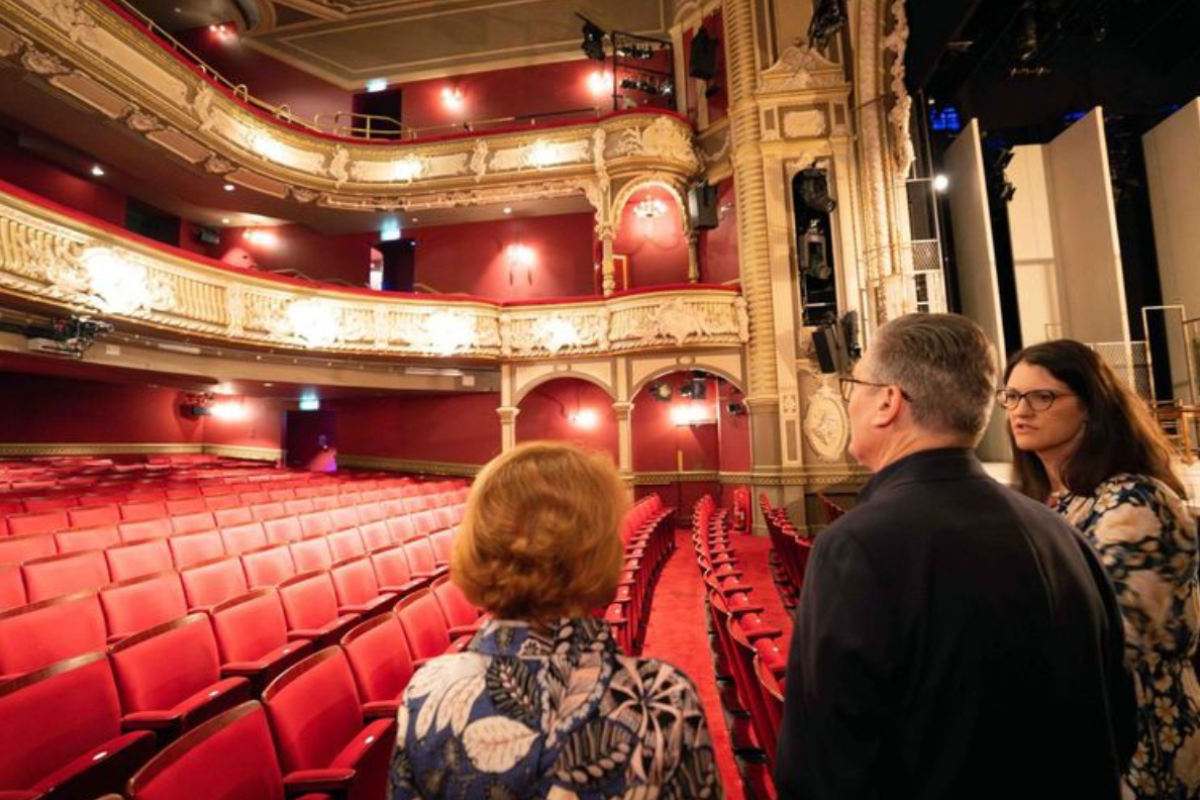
[995,389,1076,411]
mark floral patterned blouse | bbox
[389,616,723,800]
[1055,474,1200,799]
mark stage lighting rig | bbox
[577,14,607,61]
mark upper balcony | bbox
[0,0,701,215]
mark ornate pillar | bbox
[613,401,635,480]
[599,224,617,297]
[497,406,519,452]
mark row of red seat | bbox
[604,495,676,655]
[0,574,484,800]
[693,496,789,800]
[758,494,816,607]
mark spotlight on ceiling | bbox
[933,174,949,193]
[798,168,837,214]
[578,15,607,61]
[649,381,672,401]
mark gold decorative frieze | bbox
[0,0,701,212]
[0,187,747,361]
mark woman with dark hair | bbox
[1002,339,1200,799]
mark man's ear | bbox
[871,385,905,428]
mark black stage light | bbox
[580,19,607,61]
[649,381,672,401]
[799,168,837,214]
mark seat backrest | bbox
[357,502,384,524]
[385,515,416,543]
[213,506,253,528]
[0,590,107,678]
[429,529,455,564]
[166,497,207,516]
[402,538,438,575]
[432,575,480,629]
[203,493,240,510]
[56,524,121,554]
[127,701,286,800]
[433,506,455,531]
[0,564,26,611]
[0,653,125,791]
[106,538,173,582]
[22,496,77,512]
[119,517,173,543]
[341,613,416,704]
[169,530,227,569]
[370,544,416,589]
[21,549,110,602]
[100,571,189,640]
[240,545,297,589]
[249,502,286,522]
[262,647,365,774]
[358,520,391,551]
[262,516,302,546]
[330,506,360,531]
[110,614,222,714]
[220,522,268,556]
[120,500,168,521]
[180,557,250,610]
[172,511,217,536]
[276,571,341,631]
[394,588,451,660]
[283,498,314,516]
[298,511,333,539]
[329,556,382,606]
[288,537,333,572]
[0,532,57,565]
[381,499,407,519]
[327,528,366,561]
[7,510,69,537]
[68,503,121,529]
[210,589,290,663]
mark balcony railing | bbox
[0,183,747,360]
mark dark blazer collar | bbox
[859,447,987,504]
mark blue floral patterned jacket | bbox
[389,616,723,800]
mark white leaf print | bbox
[462,716,538,773]
[396,702,410,736]
[545,662,601,739]
[546,787,582,800]
[438,674,485,736]
[407,653,486,701]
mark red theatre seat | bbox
[0,653,156,799]
[401,538,447,581]
[56,524,121,554]
[240,544,298,589]
[105,538,174,582]
[327,528,367,561]
[0,590,108,679]
[0,532,57,565]
[289,537,334,573]
[21,549,110,603]
[368,544,429,595]
[209,589,312,692]
[298,511,334,539]
[250,502,287,522]
[431,574,485,637]
[262,516,303,546]
[109,614,251,737]
[100,571,189,642]
[213,506,253,528]
[119,501,168,522]
[357,520,391,551]
[179,557,250,611]
[394,587,464,661]
[219,522,268,556]
[0,564,26,611]
[67,503,121,529]
[262,647,395,800]
[330,506,360,531]
[118,517,172,543]
[127,701,331,800]
[168,530,226,570]
[340,613,417,719]
[276,571,360,647]
[171,511,217,536]
[329,556,398,615]
[6,510,69,537]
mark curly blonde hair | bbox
[450,441,629,622]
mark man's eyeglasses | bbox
[995,389,1075,411]
[839,377,913,403]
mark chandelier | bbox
[633,196,667,219]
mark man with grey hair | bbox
[774,313,1135,800]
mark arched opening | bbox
[613,185,690,290]
[631,370,750,521]
[515,377,618,461]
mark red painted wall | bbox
[0,373,205,444]
[329,393,501,465]
[516,379,617,461]
[0,131,127,226]
[202,395,287,452]
[176,28,353,126]
[213,225,377,287]
[409,213,597,299]
[631,373,720,473]
[614,186,689,288]
[698,179,739,285]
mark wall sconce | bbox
[441,86,464,110]
[568,409,599,429]
[507,243,535,285]
[671,403,715,426]
[242,229,279,248]
[633,196,667,219]
[587,70,612,97]
[211,400,249,422]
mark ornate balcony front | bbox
[0,0,700,214]
[0,183,748,360]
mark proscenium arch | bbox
[512,370,617,408]
[629,362,746,402]
[610,176,692,238]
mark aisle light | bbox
[569,409,599,429]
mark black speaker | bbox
[689,182,719,230]
[812,325,849,374]
[689,27,719,81]
[376,239,416,292]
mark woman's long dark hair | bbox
[1005,340,1186,500]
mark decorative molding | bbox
[802,379,849,462]
[0,442,204,457]
[630,468,867,488]
[758,42,845,95]
[883,0,915,178]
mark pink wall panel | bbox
[515,379,617,461]
[630,373,721,473]
[698,179,739,285]
[202,395,287,452]
[215,225,377,287]
[0,132,127,226]
[408,213,597,299]
[330,393,501,465]
[614,186,689,288]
